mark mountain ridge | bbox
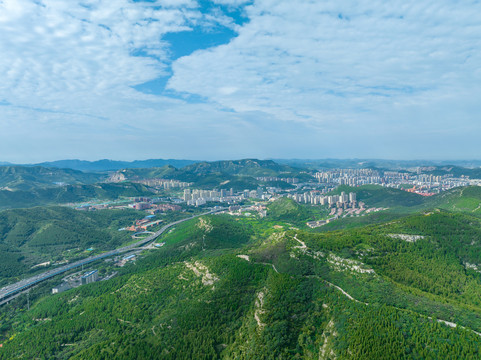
[0,165,106,191]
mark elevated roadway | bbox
[0,208,224,304]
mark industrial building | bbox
[81,270,99,285]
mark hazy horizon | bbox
[3,157,481,165]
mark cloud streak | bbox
[168,0,481,126]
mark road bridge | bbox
[0,208,223,305]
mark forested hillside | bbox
[110,159,311,190]
[332,185,481,214]
[180,159,297,177]
[0,166,105,191]
[0,207,141,285]
[267,197,315,224]
[1,212,481,359]
[430,186,481,213]
[0,182,154,210]
[332,185,426,208]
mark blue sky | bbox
[0,0,480,162]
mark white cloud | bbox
[1,0,481,161]
[0,0,202,113]
[168,0,481,126]
[211,0,252,6]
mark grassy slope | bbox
[267,197,317,225]
[317,185,481,232]
[428,186,481,214]
[331,185,426,209]
[336,184,481,213]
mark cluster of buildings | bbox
[81,270,99,285]
[74,196,183,212]
[123,215,163,232]
[306,205,386,228]
[151,203,182,213]
[118,254,136,267]
[384,173,471,195]
[183,188,267,206]
[315,169,383,186]
[52,269,99,294]
[314,168,473,195]
[227,204,267,217]
[255,176,299,184]
[132,178,191,189]
[288,191,357,208]
[52,254,140,296]
[128,198,182,213]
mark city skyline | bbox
[1,0,481,162]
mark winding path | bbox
[295,233,481,337]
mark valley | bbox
[1,159,481,359]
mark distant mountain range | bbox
[0,182,154,210]
[0,159,197,171]
[2,158,481,196]
[111,159,311,189]
[424,165,481,178]
[111,159,298,182]
[2,158,481,172]
[32,159,199,171]
[0,159,307,207]
[0,166,106,191]
[273,158,481,170]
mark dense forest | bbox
[1,210,481,359]
[0,166,105,191]
[0,207,144,285]
[0,182,154,210]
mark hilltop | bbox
[425,165,481,179]
[428,186,481,213]
[299,185,481,232]
[0,166,105,191]
[331,184,481,213]
[267,197,314,223]
[181,159,296,177]
[31,159,198,172]
[115,159,303,178]
[110,159,310,190]
[0,182,153,210]
[113,165,179,181]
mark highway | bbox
[0,208,224,305]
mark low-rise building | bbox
[52,283,72,294]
